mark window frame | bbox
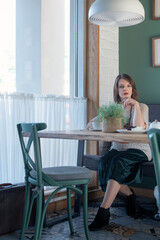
[70,0,86,97]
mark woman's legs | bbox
[101,179,121,208]
[119,184,133,196]
[89,179,120,231]
[119,184,136,216]
[89,181,137,231]
[89,148,146,231]
[100,181,134,210]
[101,183,135,209]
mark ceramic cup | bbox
[92,121,102,130]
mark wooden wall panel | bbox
[86,0,99,156]
[86,0,99,190]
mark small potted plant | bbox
[96,102,126,133]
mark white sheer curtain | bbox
[0,93,87,184]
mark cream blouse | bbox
[110,103,152,161]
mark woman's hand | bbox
[122,98,146,129]
[86,116,98,130]
[86,121,93,130]
[122,98,138,109]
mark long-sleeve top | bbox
[110,103,152,160]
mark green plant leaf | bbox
[96,102,127,125]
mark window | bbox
[0,0,16,92]
[0,0,85,97]
[0,0,87,184]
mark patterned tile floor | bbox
[0,196,160,240]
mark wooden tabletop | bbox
[37,129,149,144]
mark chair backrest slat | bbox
[17,123,47,185]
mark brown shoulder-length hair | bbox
[113,73,138,103]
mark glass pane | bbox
[0,0,16,93]
[0,0,72,96]
[41,0,70,96]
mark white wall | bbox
[99,27,119,105]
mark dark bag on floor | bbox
[0,183,35,235]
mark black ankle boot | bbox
[126,189,136,217]
[89,207,110,231]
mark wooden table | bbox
[38,129,149,143]
[38,129,149,167]
[36,129,149,225]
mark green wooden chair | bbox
[17,123,92,240]
[148,128,160,219]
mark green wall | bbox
[119,0,160,104]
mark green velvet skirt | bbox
[98,149,148,192]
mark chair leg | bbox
[33,190,43,240]
[83,184,90,240]
[20,183,31,240]
[67,188,74,234]
[37,190,47,239]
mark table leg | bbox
[77,140,85,166]
[74,140,85,214]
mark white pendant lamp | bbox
[88,0,145,27]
